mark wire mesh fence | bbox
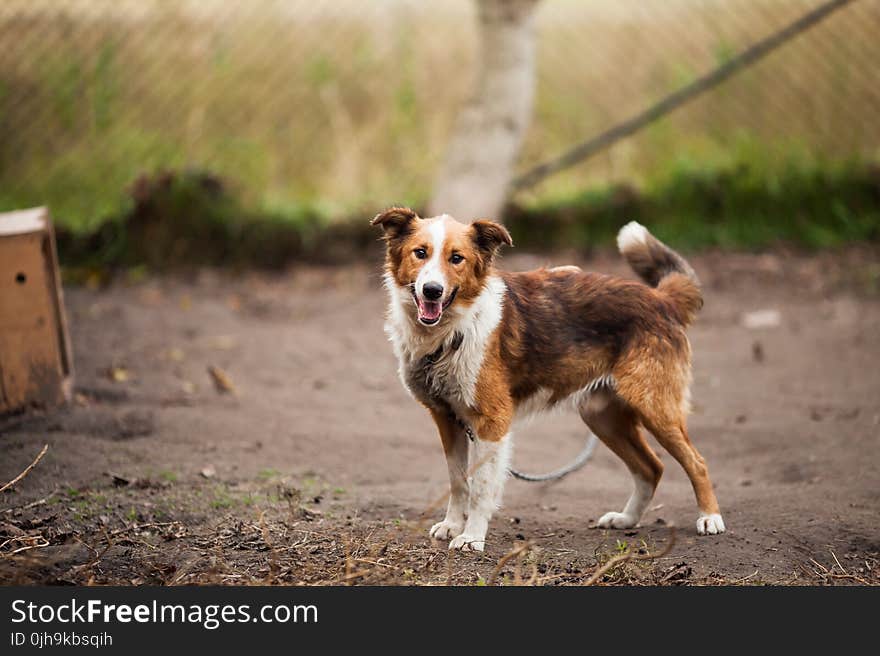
[1,0,878,229]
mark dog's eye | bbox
[414,248,427,259]
[449,253,464,265]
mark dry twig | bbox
[0,444,49,495]
[488,540,534,586]
[2,488,60,514]
[582,528,677,586]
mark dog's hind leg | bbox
[448,433,512,552]
[638,410,725,535]
[428,409,469,541]
[578,389,664,529]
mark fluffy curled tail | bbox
[617,221,703,326]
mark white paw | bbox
[597,511,638,529]
[448,533,485,552]
[696,513,726,535]
[429,520,464,541]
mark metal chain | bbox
[508,434,598,482]
[458,413,598,483]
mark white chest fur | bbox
[384,274,506,413]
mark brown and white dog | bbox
[372,207,724,552]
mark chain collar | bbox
[418,331,474,441]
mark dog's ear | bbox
[471,219,513,257]
[371,207,418,240]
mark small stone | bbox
[742,309,781,329]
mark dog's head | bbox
[372,207,512,327]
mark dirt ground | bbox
[1,247,879,585]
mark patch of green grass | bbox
[9,137,875,275]
[72,499,91,521]
[206,485,264,509]
[257,469,282,481]
[89,493,108,506]
[47,157,879,275]
[52,169,333,272]
[158,470,178,483]
[301,477,320,491]
[511,147,880,252]
[210,488,235,510]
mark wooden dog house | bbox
[0,207,73,413]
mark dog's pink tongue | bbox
[418,299,442,321]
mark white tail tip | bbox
[617,221,649,252]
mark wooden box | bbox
[0,207,73,413]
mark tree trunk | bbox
[428,0,540,221]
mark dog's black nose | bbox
[423,282,444,300]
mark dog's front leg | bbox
[449,418,513,552]
[428,409,469,541]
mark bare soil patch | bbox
[2,248,879,585]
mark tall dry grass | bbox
[0,0,878,229]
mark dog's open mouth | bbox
[412,287,458,325]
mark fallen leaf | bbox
[208,336,238,351]
[108,366,130,383]
[207,366,236,394]
[85,271,104,291]
[167,348,185,362]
